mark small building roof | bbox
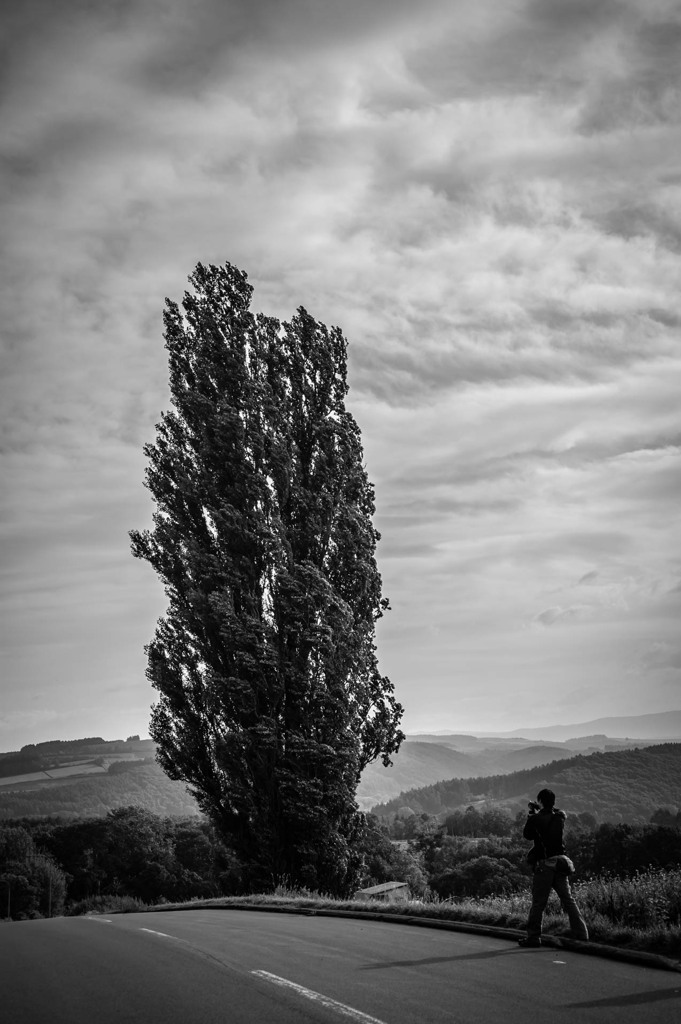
[356,881,408,895]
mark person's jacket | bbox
[523,807,566,861]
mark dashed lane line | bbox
[252,970,388,1024]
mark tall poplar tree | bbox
[130,262,403,893]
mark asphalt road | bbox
[2,909,680,1024]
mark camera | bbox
[528,801,541,812]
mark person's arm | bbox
[523,813,538,840]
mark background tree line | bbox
[2,803,679,919]
[0,805,423,918]
[391,806,681,900]
[0,807,236,919]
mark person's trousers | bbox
[526,862,589,940]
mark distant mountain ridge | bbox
[469,710,681,742]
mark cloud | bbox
[533,605,592,627]
[639,642,681,673]
[405,0,627,102]
[578,11,681,133]
[1,0,679,743]
[4,2,679,413]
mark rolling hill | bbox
[355,737,628,810]
[0,738,199,820]
[0,760,200,820]
[356,742,481,809]
[2,731,672,820]
[0,736,156,780]
[370,742,681,823]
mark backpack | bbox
[555,855,575,875]
[526,809,566,864]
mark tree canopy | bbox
[130,262,403,893]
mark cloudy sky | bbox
[1,0,680,750]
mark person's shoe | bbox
[517,937,542,947]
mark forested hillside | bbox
[356,739,585,808]
[371,743,681,823]
[357,742,481,808]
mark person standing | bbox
[518,788,589,947]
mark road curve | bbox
[2,909,680,1024]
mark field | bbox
[0,764,106,788]
[0,753,150,791]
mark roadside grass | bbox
[69,895,148,915]
[85,866,681,961]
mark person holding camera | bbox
[518,788,589,947]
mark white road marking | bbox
[86,917,112,923]
[252,970,388,1024]
[140,927,174,939]
[553,960,567,964]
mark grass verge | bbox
[93,872,681,963]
